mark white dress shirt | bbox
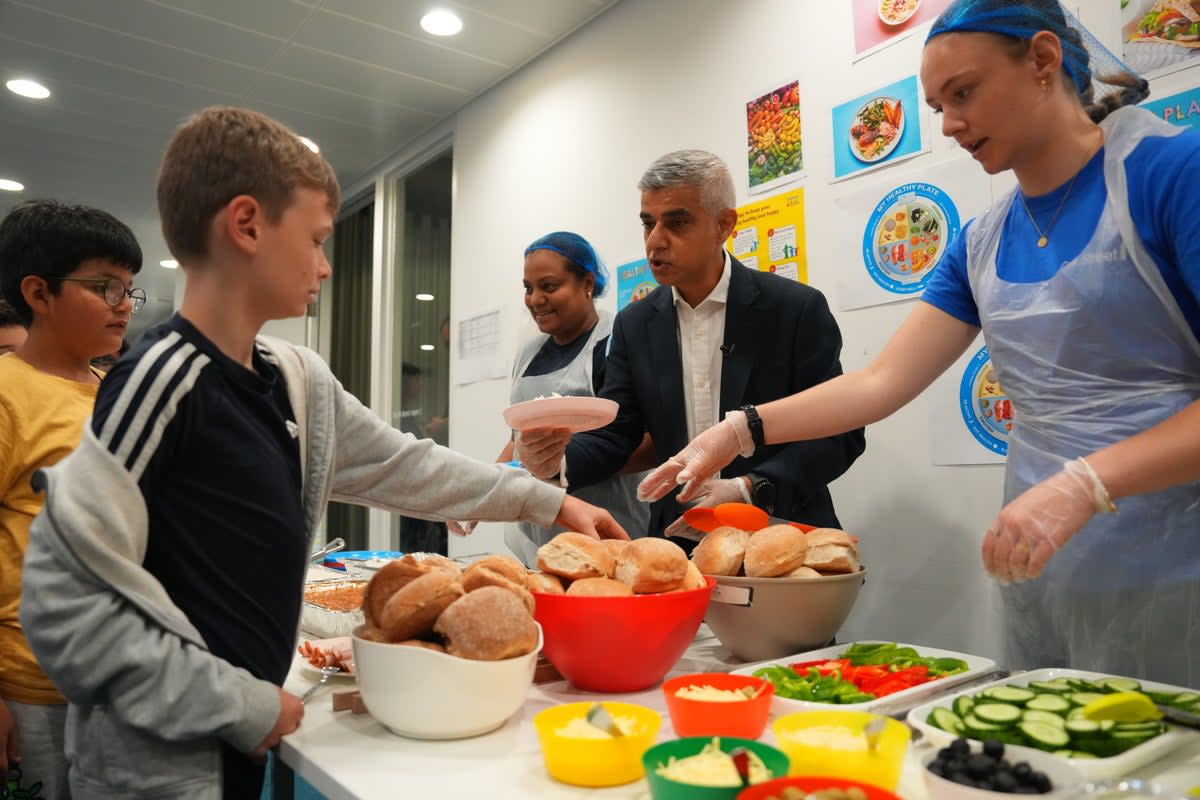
[672,250,732,442]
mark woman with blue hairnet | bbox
[459,232,651,565]
[639,0,1200,684]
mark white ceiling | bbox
[0,0,618,339]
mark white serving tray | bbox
[730,640,996,716]
[906,667,1200,779]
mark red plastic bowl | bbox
[661,672,774,739]
[532,578,715,693]
[737,776,902,800]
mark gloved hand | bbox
[515,427,571,481]
[447,520,477,537]
[982,457,1117,584]
[663,477,752,540]
[638,411,755,503]
[555,495,632,541]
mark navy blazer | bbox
[564,258,866,536]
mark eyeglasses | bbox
[60,277,147,314]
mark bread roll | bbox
[435,586,539,661]
[357,624,389,642]
[802,528,860,574]
[691,526,750,576]
[601,538,630,562]
[414,553,463,576]
[615,537,688,593]
[751,523,801,539]
[364,558,432,625]
[784,565,823,579]
[566,577,634,597]
[536,531,614,580]
[461,565,536,614]
[378,570,464,642]
[673,559,708,591]
[397,639,447,653]
[744,526,808,577]
[464,555,527,587]
[527,571,565,594]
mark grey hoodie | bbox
[20,336,564,798]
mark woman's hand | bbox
[638,414,751,503]
[982,457,1115,583]
[555,495,631,540]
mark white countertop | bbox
[279,630,1200,799]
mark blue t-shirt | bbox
[921,129,1200,341]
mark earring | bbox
[1041,77,1049,93]
[586,291,592,299]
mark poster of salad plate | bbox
[831,76,929,182]
[851,0,955,61]
[907,668,1200,779]
[1122,0,1200,81]
[730,640,996,716]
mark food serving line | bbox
[271,624,1200,800]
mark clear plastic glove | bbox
[555,495,631,541]
[447,520,477,537]
[982,457,1116,584]
[515,427,571,481]
[638,411,754,503]
[662,478,752,540]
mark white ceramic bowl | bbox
[923,743,1086,800]
[351,623,541,740]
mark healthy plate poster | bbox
[831,75,928,182]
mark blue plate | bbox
[322,550,403,570]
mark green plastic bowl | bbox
[642,736,791,800]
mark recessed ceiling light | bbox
[6,79,50,100]
[415,293,435,301]
[160,259,179,269]
[298,136,319,153]
[0,179,24,192]
[420,9,463,36]
[420,344,435,351]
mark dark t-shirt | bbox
[522,329,610,394]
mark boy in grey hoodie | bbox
[20,106,628,799]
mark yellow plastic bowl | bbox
[772,710,910,790]
[533,701,662,787]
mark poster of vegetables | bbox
[830,75,928,182]
[745,80,803,195]
[1122,0,1200,80]
[851,0,954,61]
[725,188,807,284]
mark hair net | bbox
[524,231,609,298]
[927,0,1150,118]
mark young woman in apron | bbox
[483,232,650,566]
[639,0,1200,685]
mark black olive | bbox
[994,771,1018,793]
[938,747,957,761]
[928,759,947,777]
[950,738,971,756]
[1013,761,1032,779]
[983,739,1005,759]
[967,754,995,779]
[1031,772,1053,793]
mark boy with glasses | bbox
[20,107,627,799]
[0,199,143,800]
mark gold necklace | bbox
[1019,173,1079,248]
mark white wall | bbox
[442,0,1186,658]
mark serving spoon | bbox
[301,665,341,704]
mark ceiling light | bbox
[415,293,435,301]
[160,259,178,269]
[420,344,435,351]
[6,79,50,99]
[420,9,463,36]
[298,136,319,153]
[0,179,24,192]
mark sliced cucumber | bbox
[1067,678,1104,692]
[1026,694,1071,714]
[1019,720,1071,749]
[1022,709,1067,728]
[1069,692,1105,707]
[974,703,1022,726]
[1101,677,1141,693]
[929,707,964,734]
[963,714,1006,737]
[1113,721,1164,734]
[1028,680,1071,694]
[984,686,1036,705]
[1065,719,1102,736]
[953,695,975,719]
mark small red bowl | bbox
[661,672,774,739]
[737,776,902,800]
[532,578,715,693]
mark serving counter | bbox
[274,627,1200,800]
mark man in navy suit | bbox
[520,150,864,541]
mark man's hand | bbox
[662,478,751,540]
[0,697,19,775]
[251,689,304,762]
[555,495,632,540]
[515,427,571,480]
[638,417,748,503]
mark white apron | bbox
[965,107,1200,685]
[506,311,649,566]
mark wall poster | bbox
[1143,84,1200,129]
[615,257,658,312]
[746,80,804,195]
[851,0,955,61]
[1122,0,1200,81]
[726,188,807,284]
[930,340,1009,465]
[831,75,929,182]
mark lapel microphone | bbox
[720,343,735,358]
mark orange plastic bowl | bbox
[661,672,774,739]
[532,578,715,693]
[737,776,901,800]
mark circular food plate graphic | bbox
[849,96,905,163]
[628,281,657,303]
[878,0,924,26]
[959,346,1010,456]
[862,182,961,294]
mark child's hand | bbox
[251,689,304,761]
[554,495,631,541]
[0,697,19,774]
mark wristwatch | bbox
[739,404,766,450]
[746,472,776,515]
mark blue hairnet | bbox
[524,231,609,298]
[928,0,1149,118]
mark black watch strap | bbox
[740,404,766,449]
[747,472,776,515]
